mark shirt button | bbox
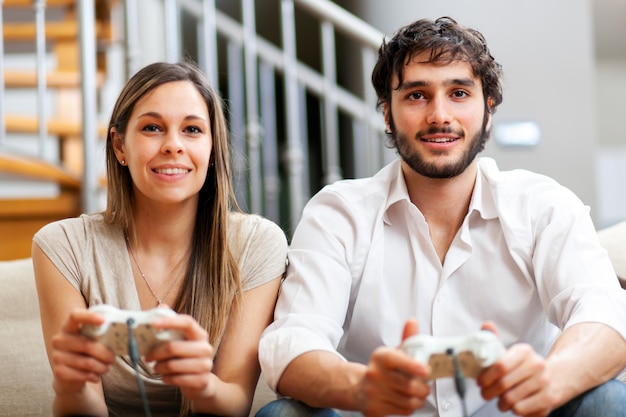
[436,296,443,303]
[443,402,453,411]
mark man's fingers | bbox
[402,318,419,342]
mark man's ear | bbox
[486,98,493,131]
[383,102,391,132]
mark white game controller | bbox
[401,330,506,380]
[81,304,185,356]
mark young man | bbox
[257,17,626,417]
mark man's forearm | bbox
[277,350,367,410]
[546,322,626,405]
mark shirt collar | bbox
[383,160,413,225]
[469,157,499,220]
[382,157,500,223]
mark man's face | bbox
[385,53,491,179]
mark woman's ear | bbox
[111,128,125,164]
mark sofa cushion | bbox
[597,221,626,288]
[0,258,54,416]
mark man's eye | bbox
[452,90,469,98]
[408,92,424,100]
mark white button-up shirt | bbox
[259,157,626,417]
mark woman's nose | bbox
[161,132,185,154]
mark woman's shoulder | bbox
[35,213,109,243]
[227,211,287,245]
[226,212,288,287]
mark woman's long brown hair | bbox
[103,61,241,416]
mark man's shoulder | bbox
[316,160,399,206]
[479,157,556,184]
[479,157,575,198]
[478,157,585,217]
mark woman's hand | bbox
[49,308,116,396]
[145,313,216,400]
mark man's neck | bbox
[402,159,478,263]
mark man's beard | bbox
[390,120,489,179]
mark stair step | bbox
[4,0,77,7]
[0,151,81,189]
[3,70,105,88]
[3,20,108,42]
[0,191,82,260]
[5,115,107,138]
[0,191,80,218]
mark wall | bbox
[595,59,626,227]
[337,0,600,220]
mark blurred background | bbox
[0,0,624,260]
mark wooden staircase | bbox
[0,0,112,260]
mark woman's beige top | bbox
[33,212,288,417]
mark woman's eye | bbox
[184,126,202,134]
[142,124,161,132]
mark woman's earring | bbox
[121,159,126,166]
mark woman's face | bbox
[112,80,212,209]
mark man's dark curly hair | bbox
[371,17,503,113]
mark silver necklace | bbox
[125,233,184,307]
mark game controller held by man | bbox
[401,329,506,380]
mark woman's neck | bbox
[130,198,197,256]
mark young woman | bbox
[32,62,287,417]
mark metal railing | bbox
[0,0,390,236]
[132,0,389,233]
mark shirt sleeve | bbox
[500,179,626,339]
[259,188,363,391]
[524,183,626,340]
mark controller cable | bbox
[127,318,154,417]
[447,348,469,417]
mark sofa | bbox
[2,223,626,416]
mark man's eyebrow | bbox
[447,78,477,87]
[397,78,477,90]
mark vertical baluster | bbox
[164,0,179,62]
[0,0,6,147]
[227,41,248,212]
[242,0,262,214]
[200,0,218,88]
[33,0,47,159]
[78,0,98,214]
[124,0,141,77]
[298,82,310,205]
[259,60,279,223]
[281,0,305,229]
[361,46,385,177]
[320,19,341,185]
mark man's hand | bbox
[477,322,558,417]
[357,319,431,417]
